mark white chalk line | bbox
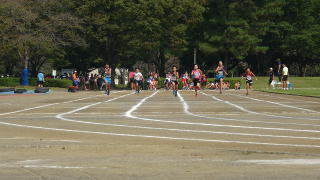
[0,120,320,148]
[200,91,320,126]
[1,91,320,148]
[0,91,120,116]
[0,91,319,148]
[228,92,319,113]
[0,137,80,142]
[254,93,320,104]
[175,92,320,133]
[40,90,319,140]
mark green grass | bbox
[258,89,320,97]
[227,76,320,89]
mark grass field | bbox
[259,89,320,98]
[229,76,320,89]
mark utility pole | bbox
[193,48,197,65]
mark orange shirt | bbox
[72,73,77,80]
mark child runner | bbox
[129,70,135,90]
[181,71,189,90]
[104,64,112,95]
[134,68,143,94]
[214,61,228,94]
[171,66,179,96]
[191,64,202,96]
[242,68,257,95]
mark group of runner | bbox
[99,61,259,96]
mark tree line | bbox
[1,0,320,78]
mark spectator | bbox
[37,71,45,87]
[234,81,241,90]
[282,64,289,90]
[268,68,275,89]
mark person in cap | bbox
[268,68,274,88]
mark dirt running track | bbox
[0,90,320,180]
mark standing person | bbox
[191,64,202,96]
[268,68,275,89]
[134,68,143,94]
[104,64,112,95]
[72,71,78,87]
[171,66,179,96]
[242,68,257,95]
[282,64,289,90]
[37,71,44,87]
[129,70,135,90]
[276,59,282,82]
[214,61,228,94]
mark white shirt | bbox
[134,72,143,80]
[282,67,288,76]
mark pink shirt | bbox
[129,72,134,78]
[192,69,201,79]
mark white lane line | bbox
[0,137,80,142]
[200,91,320,124]
[0,121,320,148]
[236,159,320,165]
[175,92,320,132]
[51,91,320,140]
[255,93,320,104]
[229,93,319,113]
[56,92,134,120]
[1,91,320,148]
[0,92,120,116]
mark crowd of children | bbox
[67,61,281,96]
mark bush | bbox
[0,77,72,88]
[44,79,72,88]
[0,78,37,87]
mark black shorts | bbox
[246,80,253,85]
[134,80,142,85]
[37,81,44,85]
[129,78,134,83]
[193,79,200,85]
[171,80,178,85]
[268,79,273,84]
[282,75,288,81]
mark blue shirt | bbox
[37,73,44,81]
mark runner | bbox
[134,68,143,94]
[214,61,228,94]
[103,64,112,95]
[129,70,135,90]
[181,71,189,90]
[171,66,179,97]
[191,64,202,96]
[242,68,257,95]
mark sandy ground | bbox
[0,89,320,180]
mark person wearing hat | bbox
[268,67,274,88]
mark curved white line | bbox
[255,93,320,104]
[52,91,320,141]
[0,92,120,116]
[0,121,319,148]
[230,93,319,113]
[1,91,320,148]
[200,91,320,124]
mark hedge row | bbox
[0,78,72,88]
